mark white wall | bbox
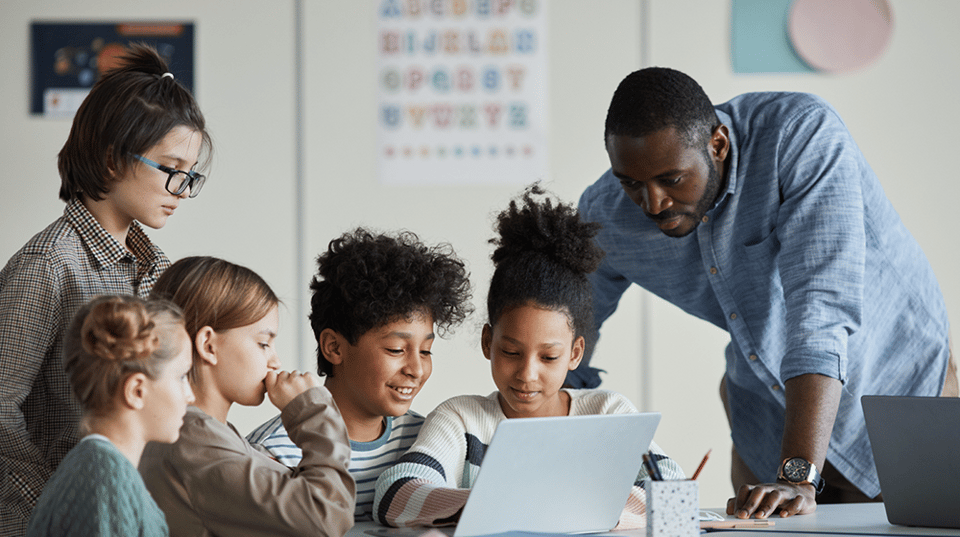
[2,0,959,509]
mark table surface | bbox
[703,503,960,536]
[346,503,960,537]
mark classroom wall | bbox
[2,0,959,509]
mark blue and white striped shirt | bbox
[247,410,425,521]
[574,92,950,498]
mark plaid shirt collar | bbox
[64,198,163,271]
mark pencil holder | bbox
[644,479,699,537]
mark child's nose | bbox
[517,357,539,381]
[402,353,424,378]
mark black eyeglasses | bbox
[132,154,206,198]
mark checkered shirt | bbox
[0,199,170,535]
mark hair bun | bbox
[81,297,158,363]
[491,183,604,275]
[106,42,171,78]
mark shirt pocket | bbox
[736,231,787,348]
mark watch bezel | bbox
[777,457,825,494]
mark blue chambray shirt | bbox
[574,92,950,497]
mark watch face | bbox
[783,458,810,481]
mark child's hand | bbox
[265,370,321,411]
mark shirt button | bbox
[702,215,710,223]
[749,354,758,361]
[729,313,737,320]
[709,267,718,275]
[772,385,781,391]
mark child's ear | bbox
[122,373,148,410]
[104,146,119,178]
[195,326,218,366]
[481,324,493,361]
[568,336,585,371]
[319,328,345,366]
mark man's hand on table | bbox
[727,481,816,519]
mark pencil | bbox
[691,448,712,480]
[642,453,663,481]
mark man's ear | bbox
[195,326,218,366]
[122,373,148,410]
[568,336,585,371]
[710,124,731,163]
[481,324,493,361]
[319,328,345,366]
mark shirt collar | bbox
[64,198,162,270]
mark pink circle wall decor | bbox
[788,0,893,73]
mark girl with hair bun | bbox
[26,295,194,537]
[1,42,212,531]
[374,184,683,529]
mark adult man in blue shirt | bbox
[574,67,957,518]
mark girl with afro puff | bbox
[372,184,683,530]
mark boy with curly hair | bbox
[248,228,473,521]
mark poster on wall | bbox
[377,0,547,185]
[31,21,195,117]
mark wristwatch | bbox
[777,457,825,494]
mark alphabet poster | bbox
[377,0,548,185]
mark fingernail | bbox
[738,510,748,518]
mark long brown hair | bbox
[64,295,185,417]
[149,256,279,382]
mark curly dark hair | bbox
[487,183,604,338]
[310,228,473,376]
[604,66,719,148]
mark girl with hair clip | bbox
[139,256,355,537]
[26,295,194,537]
[0,43,212,532]
[373,184,684,529]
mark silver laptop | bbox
[452,412,661,537]
[862,395,960,529]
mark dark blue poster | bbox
[30,21,195,116]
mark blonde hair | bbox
[149,256,279,382]
[64,295,185,416]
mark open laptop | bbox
[862,395,960,529]
[366,412,661,537]
[453,412,661,537]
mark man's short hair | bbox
[604,67,719,147]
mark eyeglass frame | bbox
[132,154,206,198]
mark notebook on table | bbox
[862,395,960,529]
[367,412,661,537]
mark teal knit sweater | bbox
[26,435,168,536]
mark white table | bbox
[704,503,960,536]
[346,503,960,537]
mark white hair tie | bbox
[161,72,174,79]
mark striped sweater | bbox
[372,389,683,528]
[247,410,425,521]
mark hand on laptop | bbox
[727,482,816,519]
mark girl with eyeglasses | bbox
[0,42,212,533]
